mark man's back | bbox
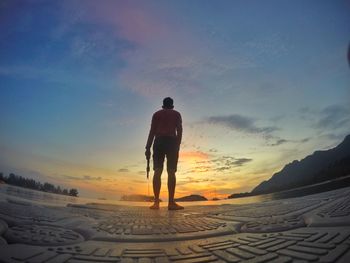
[152,109,182,138]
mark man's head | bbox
[162,97,174,109]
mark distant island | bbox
[174,194,207,202]
[0,172,79,197]
[120,194,161,202]
[228,192,254,199]
[229,134,350,198]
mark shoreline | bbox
[0,175,350,207]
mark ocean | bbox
[1,175,349,208]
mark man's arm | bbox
[146,114,156,150]
[176,113,182,147]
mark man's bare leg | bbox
[167,169,184,210]
[150,168,162,209]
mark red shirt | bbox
[146,109,182,148]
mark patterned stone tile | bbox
[240,215,305,233]
[0,218,8,235]
[304,195,350,227]
[87,216,238,241]
[1,187,350,262]
[206,198,324,223]
[0,244,47,262]
[4,224,85,246]
[0,201,73,225]
[195,227,350,262]
[1,227,350,262]
[0,236,7,245]
[66,206,115,220]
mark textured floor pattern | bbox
[1,187,350,262]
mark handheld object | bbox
[146,157,150,179]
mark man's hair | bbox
[162,97,174,109]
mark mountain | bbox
[252,134,350,194]
[174,194,207,202]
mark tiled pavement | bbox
[1,187,350,262]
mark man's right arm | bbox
[145,114,156,154]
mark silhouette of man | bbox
[145,97,184,210]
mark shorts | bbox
[153,136,179,172]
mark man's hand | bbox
[145,148,151,160]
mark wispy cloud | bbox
[60,174,102,181]
[316,105,350,130]
[205,114,279,135]
[298,105,350,142]
[83,175,102,181]
[117,168,130,173]
[177,176,216,186]
[232,158,253,166]
[268,138,288,146]
[212,156,252,171]
[183,154,253,174]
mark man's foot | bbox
[168,202,184,210]
[149,202,160,210]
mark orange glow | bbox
[180,151,210,163]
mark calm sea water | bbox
[0,184,269,207]
[1,175,349,208]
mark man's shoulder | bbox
[169,110,181,119]
[154,109,181,115]
[153,109,164,116]
[171,109,181,116]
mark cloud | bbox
[83,175,102,181]
[118,168,130,173]
[205,114,279,135]
[316,105,350,130]
[61,174,79,180]
[177,176,216,186]
[300,137,310,143]
[214,166,231,171]
[299,105,350,132]
[60,174,102,181]
[185,155,253,174]
[212,156,252,171]
[268,139,288,146]
[231,158,253,166]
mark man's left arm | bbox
[176,113,183,147]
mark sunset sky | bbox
[1,0,349,200]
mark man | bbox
[145,97,184,210]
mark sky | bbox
[0,0,349,200]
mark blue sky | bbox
[0,0,349,199]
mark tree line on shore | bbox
[0,172,79,197]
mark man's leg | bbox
[167,169,176,203]
[153,168,162,202]
[150,168,162,209]
[167,169,184,210]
